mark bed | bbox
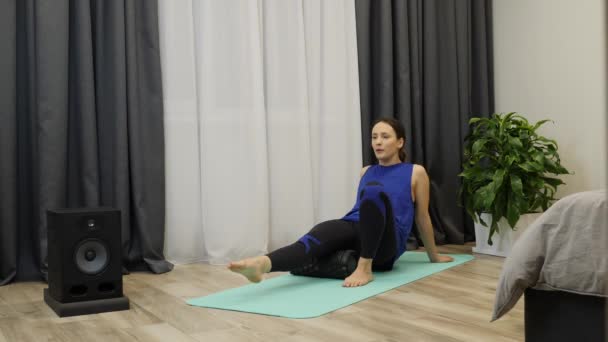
[491,189,607,341]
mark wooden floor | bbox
[0,244,524,341]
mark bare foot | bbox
[227,256,271,283]
[343,267,374,287]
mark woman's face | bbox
[371,122,404,162]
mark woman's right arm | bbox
[360,165,371,178]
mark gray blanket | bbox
[492,189,607,321]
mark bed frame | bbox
[524,288,606,341]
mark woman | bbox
[229,118,453,287]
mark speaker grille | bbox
[74,239,109,275]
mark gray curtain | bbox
[0,0,173,286]
[355,0,494,246]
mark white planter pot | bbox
[472,212,542,257]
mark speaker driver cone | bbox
[74,239,109,275]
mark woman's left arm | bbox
[412,165,454,263]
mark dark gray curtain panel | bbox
[0,0,172,286]
[355,0,494,245]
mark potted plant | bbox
[459,112,570,256]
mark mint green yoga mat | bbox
[187,252,473,318]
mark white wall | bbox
[493,0,607,197]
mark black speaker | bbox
[44,208,129,317]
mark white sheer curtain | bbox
[159,0,362,265]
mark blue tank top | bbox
[342,163,415,257]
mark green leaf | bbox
[544,158,570,175]
[532,119,552,131]
[517,163,534,172]
[475,183,496,210]
[508,136,523,149]
[488,220,499,245]
[469,117,482,125]
[510,174,524,196]
[529,196,544,212]
[536,136,558,147]
[472,139,488,155]
[465,197,478,223]
[557,165,570,174]
[492,169,507,189]
[518,161,543,172]
[478,213,487,226]
[533,152,545,164]
[502,112,517,123]
[542,177,565,189]
[493,192,507,225]
[460,167,486,180]
[506,192,521,228]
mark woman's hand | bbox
[430,254,454,263]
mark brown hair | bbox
[371,117,407,162]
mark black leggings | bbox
[267,184,397,272]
